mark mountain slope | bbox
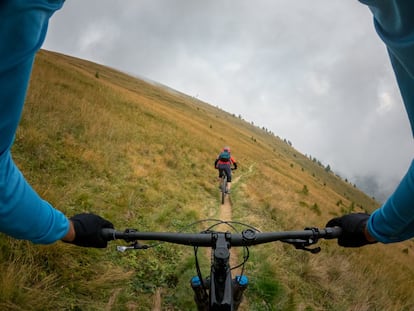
[1,50,413,310]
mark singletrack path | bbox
[152,288,162,311]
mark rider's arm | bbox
[359,0,414,243]
[233,160,238,169]
[230,157,237,169]
[0,0,71,244]
[367,161,414,243]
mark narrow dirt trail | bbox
[151,288,162,311]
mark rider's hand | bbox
[68,213,114,248]
[326,213,377,247]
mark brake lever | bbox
[116,241,149,252]
[281,238,321,254]
[294,244,321,254]
[116,229,149,252]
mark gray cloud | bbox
[44,0,413,202]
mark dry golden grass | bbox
[1,49,413,310]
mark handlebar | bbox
[102,225,342,310]
[101,227,342,248]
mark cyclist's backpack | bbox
[219,150,231,162]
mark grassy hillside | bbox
[1,49,413,310]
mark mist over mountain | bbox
[353,174,400,204]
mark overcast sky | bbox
[43,0,413,202]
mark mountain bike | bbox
[219,168,235,204]
[220,173,228,204]
[101,219,342,311]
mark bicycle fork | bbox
[233,275,248,309]
[190,233,249,310]
[190,275,248,311]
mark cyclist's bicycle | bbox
[219,168,235,204]
[220,173,228,204]
[101,219,341,311]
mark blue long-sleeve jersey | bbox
[359,0,414,243]
[0,0,413,244]
[0,0,69,244]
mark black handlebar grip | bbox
[101,228,117,241]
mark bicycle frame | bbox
[101,225,341,310]
[219,167,234,204]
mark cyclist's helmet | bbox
[223,146,231,153]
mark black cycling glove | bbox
[326,213,377,248]
[70,213,114,248]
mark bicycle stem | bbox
[209,233,233,309]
